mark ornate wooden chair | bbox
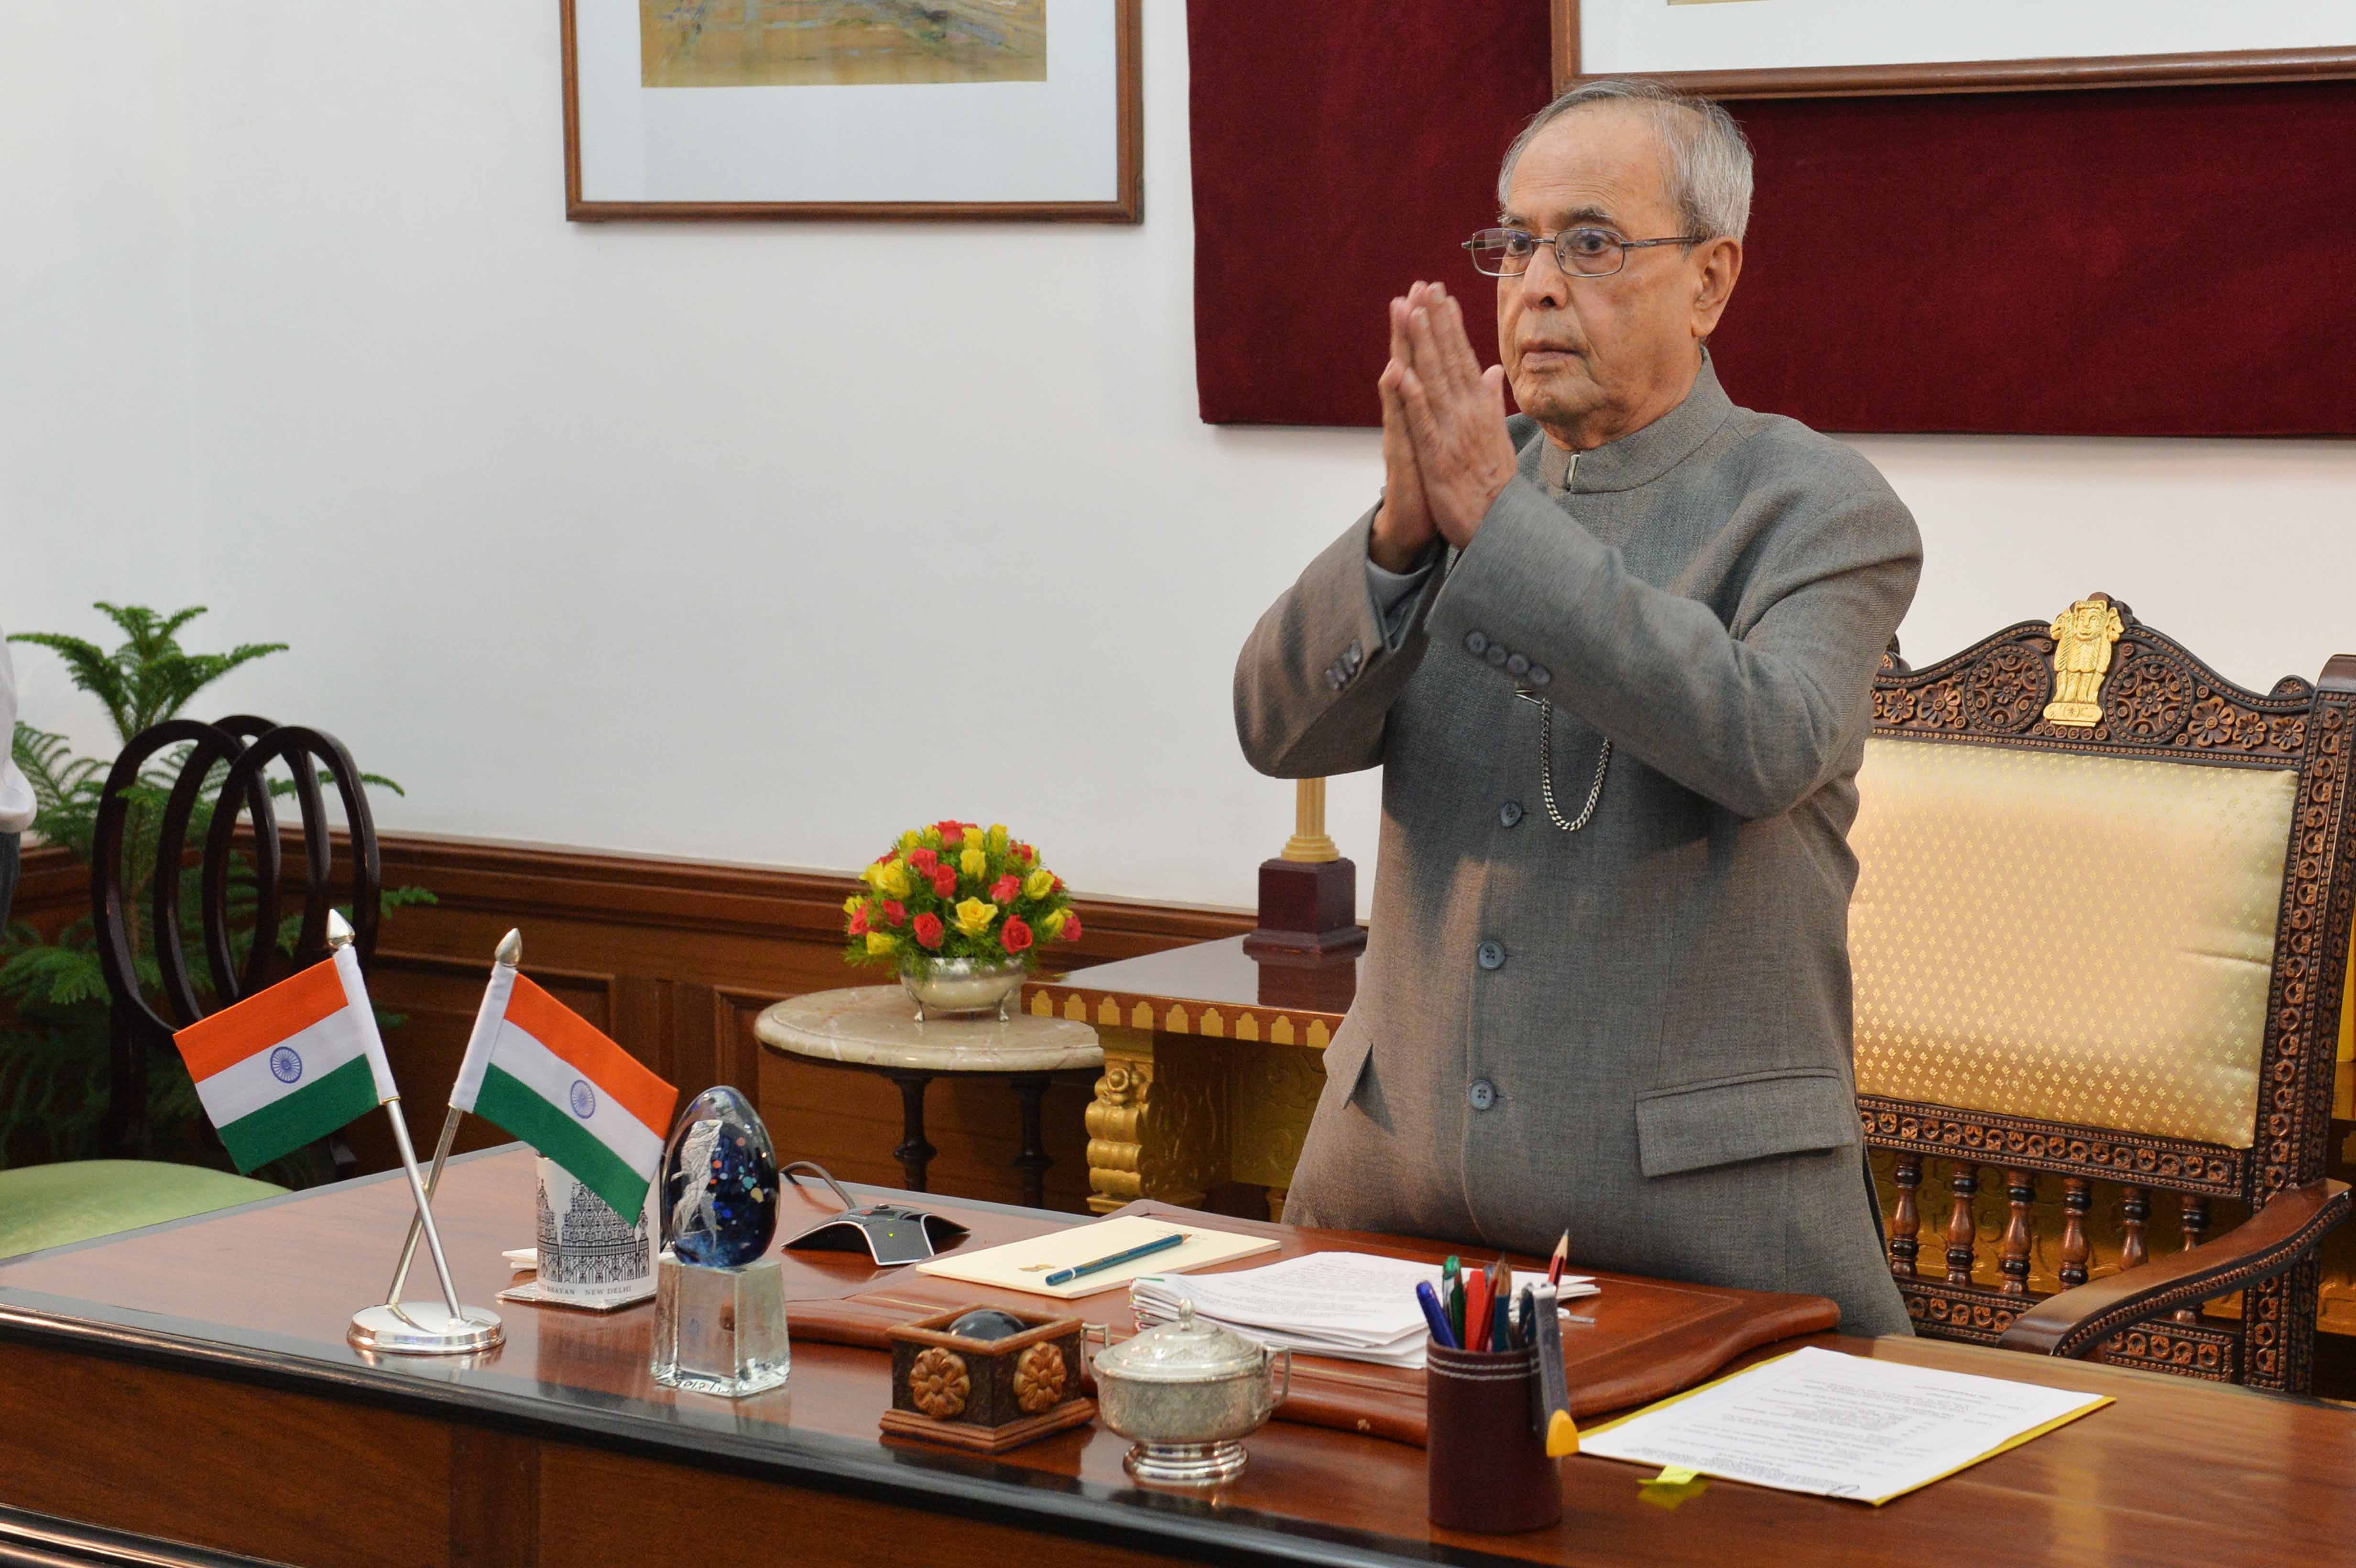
[0,719,382,1259]
[1851,595,2353,1392]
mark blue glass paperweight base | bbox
[651,1253,790,1398]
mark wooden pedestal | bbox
[1242,857,1365,958]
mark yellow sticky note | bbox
[1650,1466,1700,1486]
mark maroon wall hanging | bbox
[1188,0,2356,436]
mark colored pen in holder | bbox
[1425,1338,1563,1534]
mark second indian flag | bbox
[449,965,677,1219]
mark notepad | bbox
[1580,1346,2110,1504]
[913,1216,1280,1299]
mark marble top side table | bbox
[755,986,1103,1209]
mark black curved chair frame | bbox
[90,717,382,1163]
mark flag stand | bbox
[333,915,505,1356]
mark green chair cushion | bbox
[0,1160,285,1260]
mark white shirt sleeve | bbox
[0,634,36,834]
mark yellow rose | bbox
[842,894,862,917]
[960,844,988,880]
[1041,909,1067,939]
[899,829,922,853]
[953,897,999,938]
[1024,867,1057,900]
[987,823,1010,853]
[876,859,913,899]
[865,931,899,957]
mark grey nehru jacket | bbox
[1234,359,1921,1335]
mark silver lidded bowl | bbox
[898,956,1029,1022]
[1090,1299,1292,1485]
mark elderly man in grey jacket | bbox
[1234,80,1920,1334]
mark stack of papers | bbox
[1581,1345,2110,1504]
[1132,1252,1598,1370]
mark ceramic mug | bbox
[534,1156,655,1305]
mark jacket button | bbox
[1476,940,1505,971]
[1469,1078,1497,1112]
[1344,641,1364,672]
[1499,800,1524,828]
[1527,665,1552,687]
[1484,644,1508,667]
[1506,653,1529,676]
[1464,631,1489,655]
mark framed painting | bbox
[1551,0,2356,98]
[563,0,1141,221]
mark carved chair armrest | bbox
[1996,1179,2351,1360]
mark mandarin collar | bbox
[1523,354,1735,495]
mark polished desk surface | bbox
[2,1148,2353,1568]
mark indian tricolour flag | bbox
[173,946,397,1174]
[449,966,676,1220]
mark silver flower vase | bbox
[898,955,1030,1022]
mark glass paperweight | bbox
[659,1085,780,1267]
[651,1086,788,1396]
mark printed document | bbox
[1581,1346,2110,1503]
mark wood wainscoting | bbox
[6,835,1253,1214]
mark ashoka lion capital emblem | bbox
[2044,593,2126,728]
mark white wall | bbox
[8,2,2356,915]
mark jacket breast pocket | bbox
[1634,1067,1859,1179]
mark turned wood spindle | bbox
[1945,1163,1980,1285]
[2059,1177,2091,1290]
[2173,1195,2211,1324]
[2120,1186,2150,1274]
[1999,1170,2035,1296]
[1889,1152,1921,1278]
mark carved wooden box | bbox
[881,1306,1096,1454]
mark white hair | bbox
[1496,78,1754,244]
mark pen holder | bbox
[1426,1340,1562,1533]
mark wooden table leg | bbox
[1010,1073,1053,1211]
[883,1070,936,1192]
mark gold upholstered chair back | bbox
[1850,595,2352,1392]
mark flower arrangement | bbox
[844,821,1082,970]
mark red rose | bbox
[991,873,1021,904]
[1011,842,1034,865]
[914,912,944,949]
[932,865,958,899]
[939,821,965,848]
[1059,913,1083,942]
[1002,917,1033,954]
[848,903,870,936]
[881,900,907,927]
[907,848,938,875]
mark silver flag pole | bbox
[336,912,504,1356]
[382,929,520,1306]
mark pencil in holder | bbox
[1425,1339,1563,1533]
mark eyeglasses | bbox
[1462,226,1706,280]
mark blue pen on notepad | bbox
[1042,1230,1188,1287]
[1416,1280,1460,1350]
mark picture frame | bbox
[562,0,1142,222]
[1550,0,2356,99]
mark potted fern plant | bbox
[0,604,431,1184]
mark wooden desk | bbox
[2,1147,2352,1567]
